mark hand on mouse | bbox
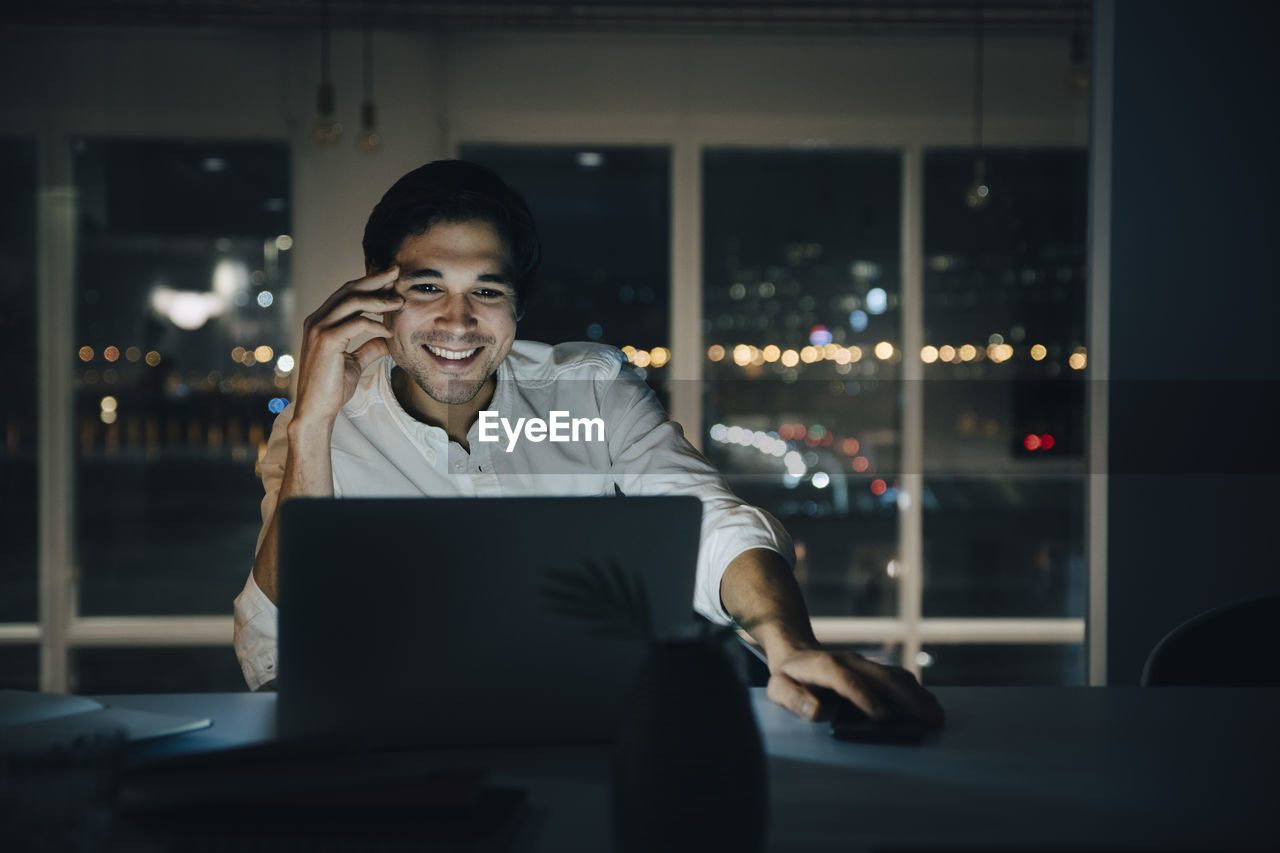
[765,644,945,730]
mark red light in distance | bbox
[1040,434,1055,450]
[870,479,887,496]
[1024,434,1042,451]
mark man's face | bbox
[380,219,518,408]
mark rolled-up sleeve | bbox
[601,360,795,625]
[233,407,290,690]
[233,572,279,690]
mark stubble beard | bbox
[402,335,497,407]
[424,373,491,406]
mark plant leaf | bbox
[537,559,654,644]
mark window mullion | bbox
[669,137,703,449]
[899,145,925,677]
[1087,3,1115,687]
[37,183,76,693]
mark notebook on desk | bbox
[0,690,211,763]
[275,495,704,748]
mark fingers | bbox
[287,269,403,426]
[307,293,404,336]
[770,650,946,729]
[855,662,946,729]
[350,336,390,372]
[353,265,401,290]
[306,292,404,335]
[766,671,823,721]
[310,315,394,355]
[776,653,892,720]
[308,267,402,329]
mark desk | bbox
[99,687,1280,851]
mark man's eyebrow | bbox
[400,267,443,279]
[400,268,513,287]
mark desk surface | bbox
[101,686,1280,852]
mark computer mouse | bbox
[828,698,927,745]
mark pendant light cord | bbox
[321,0,332,88]
[973,0,984,158]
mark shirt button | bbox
[424,451,436,463]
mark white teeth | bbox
[427,345,478,360]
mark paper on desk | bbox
[0,690,211,762]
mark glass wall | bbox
[920,642,1085,686]
[71,647,249,694]
[457,144,672,399]
[921,149,1087,620]
[702,149,904,619]
[0,647,39,692]
[13,135,1088,691]
[71,140,293,619]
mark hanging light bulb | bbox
[357,103,381,154]
[1066,30,1090,92]
[314,82,343,146]
[313,0,342,146]
[356,25,381,154]
[966,156,990,210]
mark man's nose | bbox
[435,292,477,331]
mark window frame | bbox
[21,126,291,693]
[449,114,1089,683]
[8,111,1093,692]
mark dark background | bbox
[1105,0,1280,683]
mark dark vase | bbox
[611,640,768,853]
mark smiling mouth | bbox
[422,344,486,368]
[426,345,479,360]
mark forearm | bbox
[719,548,819,667]
[250,418,336,604]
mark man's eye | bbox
[408,283,440,294]
[474,289,512,300]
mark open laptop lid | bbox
[276,495,703,748]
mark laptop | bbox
[275,495,704,748]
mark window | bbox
[71,647,248,694]
[0,647,38,692]
[457,144,671,400]
[920,149,1088,678]
[11,132,1088,692]
[52,139,292,691]
[920,643,1085,686]
[702,148,904,620]
[72,139,292,619]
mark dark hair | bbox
[362,160,541,316]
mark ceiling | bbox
[3,1,1090,37]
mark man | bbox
[234,159,943,728]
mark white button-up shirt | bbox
[233,341,794,689]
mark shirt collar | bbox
[376,354,514,441]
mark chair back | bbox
[1141,591,1280,686]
